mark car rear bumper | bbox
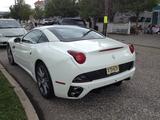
[53,64,135,99]
[71,67,135,99]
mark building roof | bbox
[34,0,44,5]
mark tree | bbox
[34,7,44,19]
[10,0,32,20]
[113,0,158,25]
[79,0,104,18]
[45,0,78,17]
[20,4,33,20]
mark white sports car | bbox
[7,25,136,99]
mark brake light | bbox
[129,44,135,54]
[68,50,86,64]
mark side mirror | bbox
[14,38,21,43]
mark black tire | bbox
[35,62,54,99]
[7,45,15,65]
[114,81,123,86]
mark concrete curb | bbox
[0,63,39,120]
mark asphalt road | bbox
[0,35,160,120]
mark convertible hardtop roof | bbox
[35,25,87,31]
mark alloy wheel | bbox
[36,63,54,98]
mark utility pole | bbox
[103,0,108,36]
[105,0,107,16]
[108,0,112,22]
[103,0,112,36]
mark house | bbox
[34,0,45,10]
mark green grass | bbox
[0,71,27,120]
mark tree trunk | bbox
[135,12,139,34]
[136,12,139,29]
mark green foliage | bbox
[110,0,159,24]
[10,0,32,20]
[79,0,104,18]
[113,0,158,14]
[34,7,44,19]
[45,0,79,17]
[79,0,158,19]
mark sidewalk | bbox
[109,34,160,49]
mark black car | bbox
[57,18,87,28]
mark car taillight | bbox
[129,44,135,54]
[68,50,86,64]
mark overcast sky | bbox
[0,0,37,12]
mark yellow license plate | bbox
[106,65,119,75]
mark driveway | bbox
[0,34,160,120]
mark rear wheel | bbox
[7,45,15,65]
[35,62,54,99]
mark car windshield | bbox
[48,27,105,42]
[0,20,22,29]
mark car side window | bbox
[38,33,49,43]
[22,30,42,44]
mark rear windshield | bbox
[0,20,22,29]
[48,27,105,42]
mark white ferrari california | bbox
[7,25,136,99]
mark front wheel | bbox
[7,45,15,65]
[35,62,54,99]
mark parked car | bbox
[7,25,135,99]
[40,19,54,25]
[0,19,27,46]
[57,18,87,28]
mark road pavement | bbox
[0,34,160,120]
[109,34,160,49]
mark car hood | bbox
[0,28,27,37]
[50,37,126,53]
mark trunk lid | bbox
[49,38,134,72]
[60,38,126,53]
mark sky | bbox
[0,0,37,12]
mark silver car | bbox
[0,19,27,46]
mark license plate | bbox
[106,65,119,75]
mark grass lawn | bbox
[0,71,27,120]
